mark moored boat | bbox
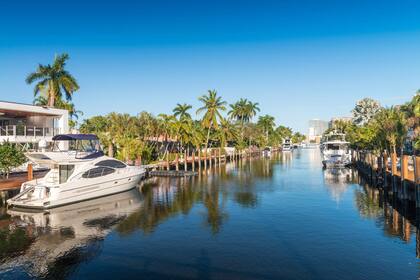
[7,134,146,209]
[321,133,352,168]
[282,138,293,152]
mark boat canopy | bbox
[52,134,99,141]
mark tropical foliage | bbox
[28,53,82,128]
[79,91,303,164]
[0,142,26,178]
[326,94,419,154]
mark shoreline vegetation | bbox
[325,95,419,156]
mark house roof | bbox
[0,100,68,117]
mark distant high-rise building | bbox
[307,119,328,143]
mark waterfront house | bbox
[0,101,69,150]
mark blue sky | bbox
[1,0,419,132]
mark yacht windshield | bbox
[54,139,102,159]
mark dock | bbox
[149,170,198,177]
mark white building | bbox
[0,101,69,150]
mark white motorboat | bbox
[282,138,293,152]
[321,133,352,168]
[7,134,146,209]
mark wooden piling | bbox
[198,149,202,170]
[184,150,188,171]
[402,155,409,200]
[415,155,420,208]
[192,150,195,172]
[27,163,33,181]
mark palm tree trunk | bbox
[48,82,55,107]
[192,148,195,172]
[184,148,188,171]
[204,121,212,170]
[108,144,114,157]
[198,148,201,170]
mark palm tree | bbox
[228,99,259,142]
[26,53,79,107]
[375,107,407,154]
[173,103,192,120]
[217,118,239,148]
[246,100,260,122]
[257,115,275,143]
[196,90,227,153]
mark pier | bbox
[353,150,420,206]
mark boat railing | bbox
[7,185,35,202]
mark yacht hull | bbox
[7,172,145,210]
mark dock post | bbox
[27,163,33,181]
[391,153,397,194]
[402,154,409,200]
[209,149,212,168]
[184,150,188,171]
[175,153,179,171]
[204,150,207,170]
[219,148,222,165]
[192,150,195,172]
[383,152,388,189]
[166,153,170,171]
[198,149,202,171]
[415,155,420,208]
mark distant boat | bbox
[7,134,146,209]
[262,147,272,157]
[282,138,293,152]
[321,133,352,168]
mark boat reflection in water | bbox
[323,168,356,203]
[1,188,143,278]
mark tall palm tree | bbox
[228,99,260,142]
[26,53,79,107]
[375,107,407,154]
[246,100,260,122]
[173,103,192,120]
[257,115,275,143]
[217,118,239,148]
[196,90,227,152]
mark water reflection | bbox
[1,151,420,279]
[1,189,142,278]
[117,158,276,236]
[354,176,417,245]
[323,168,356,203]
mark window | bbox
[95,160,126,169]
[59,165,75,183]
[82,167,115,179]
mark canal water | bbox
[0,149,418,279]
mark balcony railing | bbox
[0,126,60,137]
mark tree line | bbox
[326,95,419,155]
[23,53,305,164]
[78,91,304,164]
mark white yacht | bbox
[282,138,293,152]
[7,134,146,209]
[321,133,352,168]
